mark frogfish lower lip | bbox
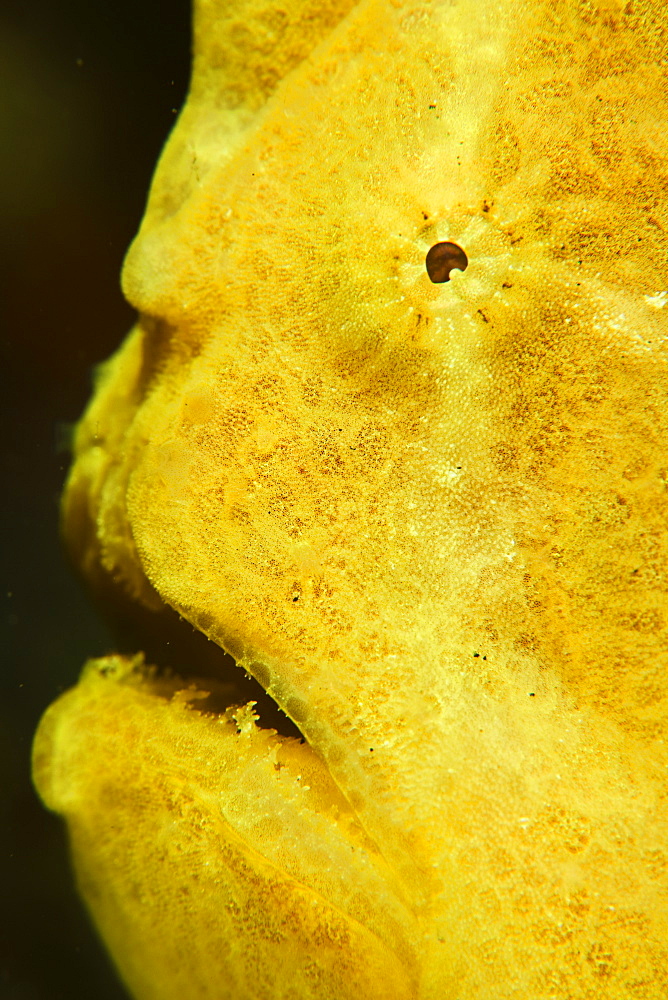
[32,654,421,1000]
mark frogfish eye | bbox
[425,241,469,282]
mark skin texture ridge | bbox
[32,0,668,997]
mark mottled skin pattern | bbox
[33,0,668,997]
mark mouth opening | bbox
[92,583,305,741]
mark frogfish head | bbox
[33,1,668,997]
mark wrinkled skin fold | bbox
[33,0,668,997]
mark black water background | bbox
[1,2,190,996]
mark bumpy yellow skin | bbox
[33,1,668,997]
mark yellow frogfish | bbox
[33,0,668,997]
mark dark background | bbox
[2,1,190,996]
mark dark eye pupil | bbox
[425,242,468,283]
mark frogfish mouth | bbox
[33,0,668,998]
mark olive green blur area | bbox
[1,2,189,996]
